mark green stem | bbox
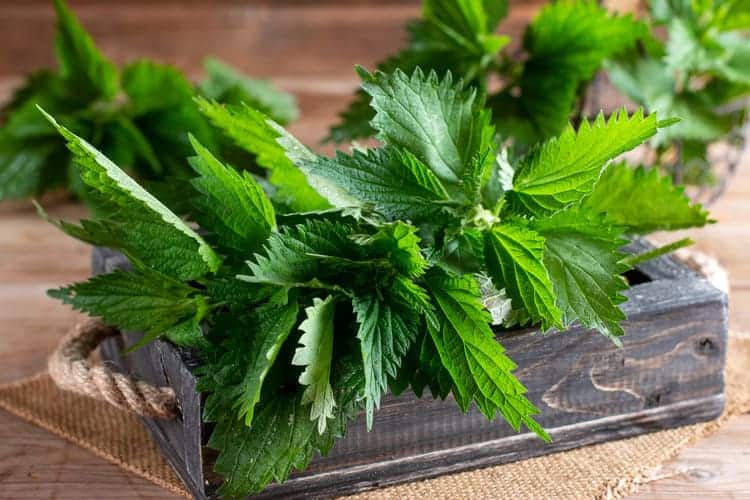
[624,237,694,268]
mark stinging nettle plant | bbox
[329,0,652,150]
[607,0,750,189]
[39,66,709,497]
[0,0,298,210]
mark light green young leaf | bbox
[532,207,629,344]
[360,67,495,184]
[424,270,549,441]
[41,109,220,279]
[196,98,328,212]
[483,221,562,330]
[188,135,276,254]
[292,296,337,434]
[353,295,419,429]
[507,108,660,216]
[581,162,710,233]
[53,0,118,100]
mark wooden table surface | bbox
[1,1,749,498]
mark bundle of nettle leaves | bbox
[39,61,709,495]
[0,0,297,208]
[22,0,708,496]
[331,0,750,186]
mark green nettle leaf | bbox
[2,0,304,206]
[208,358,365,497]
[282,145,451,221]
[581,162,710,233]
[532,207,629,343]
[507,109,660,216]
[491,0,648,145]
[606,57,734,145]
[233,301,300,426]
[48,268,207,343]
[425,271,549,441]
[200,58,298,125]
[360,67,495,184]
[292,295,337,434]
[42,111,220,279]
[188,135,276,254]
[0,137,61,200]
[354,295,419,429]
[53,0,119,100]
[483,222,561,330]
[196,98,329,212]
[352,221,428,278]
[328,0,509,143]
[246,219,358,288]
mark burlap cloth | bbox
[0,251,746,499]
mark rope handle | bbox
[48,319,178,420]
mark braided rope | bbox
[47,319,178,420]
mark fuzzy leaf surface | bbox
[196,99,328,212]
[42,111,220,279]
[353,294,419,429]
[361,67,495,184]
[48,269,207,341]
[208,358,365,497]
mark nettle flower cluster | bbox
[42,67,707,497]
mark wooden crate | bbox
[95,240,728,499]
